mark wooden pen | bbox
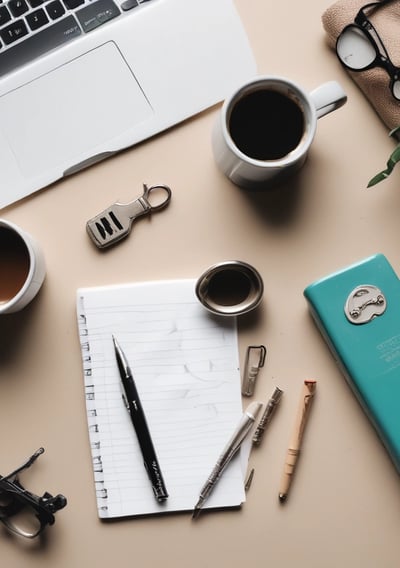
[279,380,317,503]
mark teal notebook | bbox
[304,253,400,473]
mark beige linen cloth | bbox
[322,0,400,132]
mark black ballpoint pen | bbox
[112,335,169,503]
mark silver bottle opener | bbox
[86,183,172,249]
[344,284,386,324]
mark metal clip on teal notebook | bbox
[304,253,400,473]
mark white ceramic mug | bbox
[0,219,46,314]
[212,76,347,189]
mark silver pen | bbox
[192,401,262,519]
[252,386,283,446]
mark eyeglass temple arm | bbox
[358,0,396,15]
[1,448,44,481]
[355,11,391,63]
[356,0,397,55]
[0,447,66,510]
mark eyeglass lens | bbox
[393,78,400,99]
[337,25,377,69]
[0,490,42,538]
[336,23,400,100]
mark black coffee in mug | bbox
[0,226,30,304]
[228,89,305,161]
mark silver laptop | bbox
[0,0,256,209]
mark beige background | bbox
[2,0,400,566]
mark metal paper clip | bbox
[86,183,172,249]
[241,345,266,396]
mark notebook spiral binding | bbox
[78,302,108,513]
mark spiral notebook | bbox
[76,279,246,519]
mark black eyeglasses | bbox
[336,0,400,100]
[0,448,67,539]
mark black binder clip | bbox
[241,345,267,396]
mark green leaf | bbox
[367,144,400,187]
[367,171,389,187]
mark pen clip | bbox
[241,345,267,396]
[121,392,129,411]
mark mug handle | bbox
[310,81,347,119]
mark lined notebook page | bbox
[77,279,245,518]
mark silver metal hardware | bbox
[195,260,264,316]
[86,183,172,248]
[242,345,267,396]
[244,468,255,491]
[344,284,387,324]
[252,386,283,445]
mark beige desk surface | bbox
[2,0,400,566]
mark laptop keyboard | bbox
[0,0,153,77]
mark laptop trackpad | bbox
[0,42,153,177]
